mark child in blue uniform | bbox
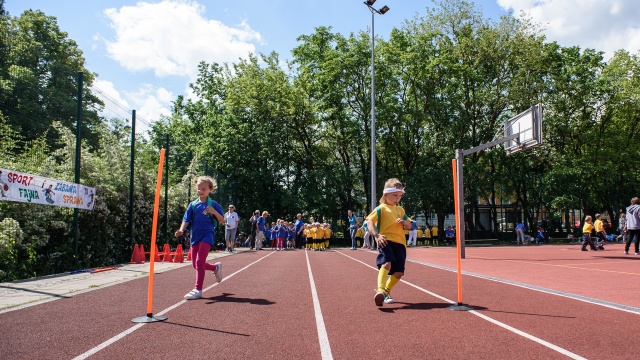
[174,176,225,300]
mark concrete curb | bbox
[0,248,247,314]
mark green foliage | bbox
[3,0,640,280]
[0,10,103,151]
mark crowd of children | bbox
[357,223,440,247]
[230,218,333,251]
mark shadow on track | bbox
[0,285,70,299]
[205,292,275,306]
[480,309,576,319]
[377,302,488,313]
[162,321,251,337]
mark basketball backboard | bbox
[504,104,542,155]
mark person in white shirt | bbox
[224,205,240,252]
[407,218,418,247]
[624,197,640,255]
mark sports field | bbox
[0,243,638,359]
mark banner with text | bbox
[0,168,96,210]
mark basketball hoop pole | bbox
[450,104,542,311]
[454,132,519,259]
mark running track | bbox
[0,243,638,359]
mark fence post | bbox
[73,71,83,264]
[129,110,136,250]
[163,134,169,243]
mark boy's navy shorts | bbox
[376,241,406,275]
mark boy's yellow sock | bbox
[385,275,400,293]
[377,268,389,292]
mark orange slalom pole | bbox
[147,148,165,317]
[452,159,463,305]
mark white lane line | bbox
[72,252,275,360]
[470,310,587,360]
[336,251,587,360]
[409,259,640,315]
[306,250,334,360]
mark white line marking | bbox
[306,250,334,360]
[72,252,275,360]
[409,259,640,315]
[470,310,587,359]
[336,250,587,360]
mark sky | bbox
[5,0,640,132]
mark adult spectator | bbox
[255,211,268,250]
[347,210,359,250]
[407,218,418,247]
[224,205,239,252]
[294,213,304,249]
[515,221,526,245]
[249,210,259,249]
[617,212,628,243]
[624,197,640,255]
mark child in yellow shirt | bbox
[581,215,597,251]
[366,178,411,307]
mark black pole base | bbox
[132,314,168,323]
[447,303,475,311]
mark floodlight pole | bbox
[363,1,389,211]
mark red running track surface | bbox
[0,243,637,359]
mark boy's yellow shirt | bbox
[316,227,324,239]
[366,203,408,246]
[324,229,331,238]
[583,222,594,234]
[594,219,604,232]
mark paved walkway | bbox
[0,248,249,314]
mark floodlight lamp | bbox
[379,5,389,14]
[365,0,376,6]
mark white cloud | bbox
[497,0,640,59]
[91,79,173,133]
[91,79,131,119]
[102,0,262,79]
[126,84,174,124]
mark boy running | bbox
[366,178,411,307]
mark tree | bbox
[0,10,103,151]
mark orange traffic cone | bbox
[129,244,140,264]
[173,244,184,263]
[161,244,172,262]
[187,247,192,261]
[138,244,146,263]
[153,245,161,262]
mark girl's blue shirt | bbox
[348,215,357,229]
[182,199,223,246]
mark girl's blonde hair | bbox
[195,176,217,193]
[585,215,592,222]
[379,178,404,205]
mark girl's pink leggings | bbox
[190,242,215,290]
